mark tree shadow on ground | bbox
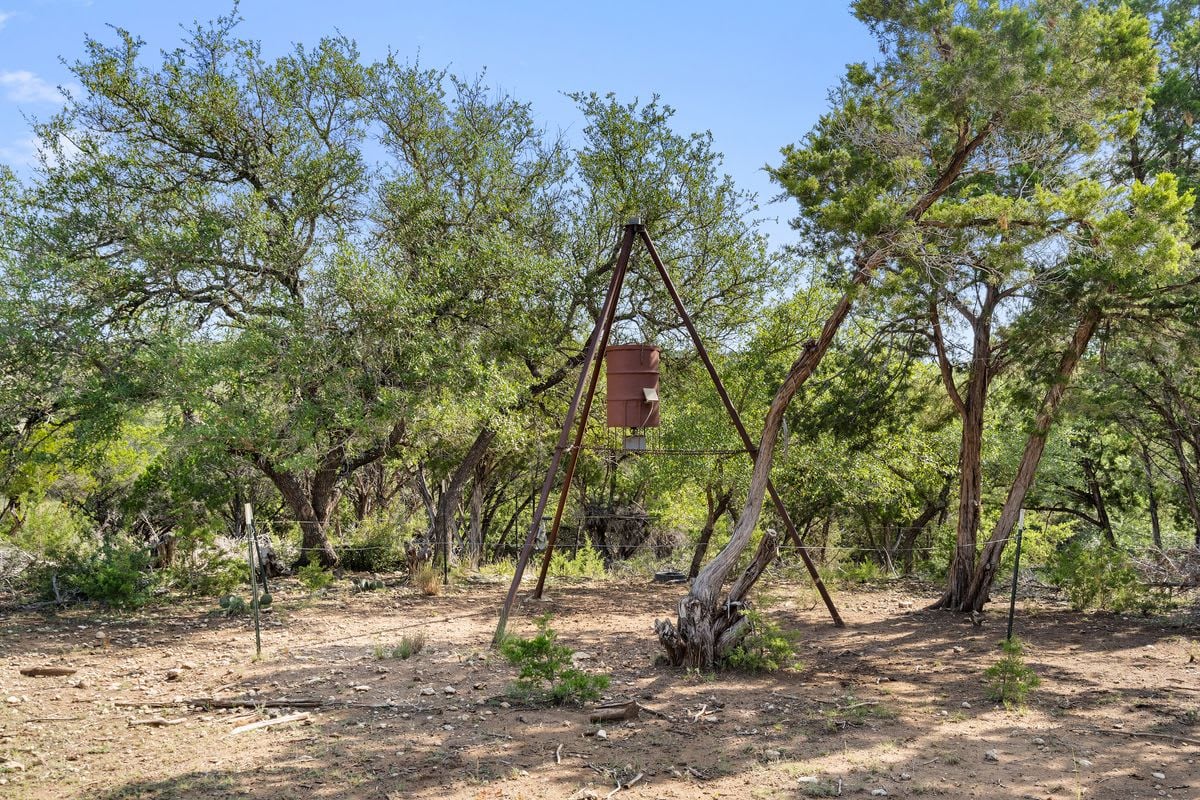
[3,578,1198,800]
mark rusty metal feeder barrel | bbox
[606,344,659,452]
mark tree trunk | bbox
[431,428,496,570]
[955,307,1100,611]
[656,290,858,667]
[935,318,991,609]
[688,487,733,580]
[1081,456,1115,547]
[655,116,994,665]
[1170,430,1200,547]
[892,477,952,574]
[467,466,484,570]
[1140,442,1162,549]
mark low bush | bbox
[833,559,885,586]
[499,615,609,705]
[1046,541,1166,614]
[374,633,426,660]
[296,562,334,592]
[411,563,441,595]
[164,530,247,597]
[984,637,1040,708]
[547,538,608,580]
[54,535,157,609]
[337,516,407,572]
[722,608,799,672]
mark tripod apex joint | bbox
[625,217,643,229]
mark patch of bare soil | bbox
[1,576,1198,799]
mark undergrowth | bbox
[722,608,799,672]
[498,615,609,705]
[984,637,1040,708]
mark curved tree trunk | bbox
[431,428,496,570]
[654,116,994,666]
[955,307,1100,611]
[656,288,860,667]
[688,487,733,580]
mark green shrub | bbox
[548,538,608,580]
[834,559,885,585]
[723,608,799,672]
[984,637,1041,708]
[164,530,247,597]
[337,516,407,572]
[1046,541,1166,614]
[499,615,609,705]
[217,594,248,615]
[297,562,334,592]
[353,577,386,592]
[57,536,156,609]
[374,633,426,660]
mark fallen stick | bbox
[109,696,418,711]
[604,772,643,800]
[229,712,310,736]
[589,700,638,723]
[555,743,563,764]
[129,717,185,727]
[635,702,670,719]
[1074,728,1200,747]
[19,667,77,677]
[114,697,325,710]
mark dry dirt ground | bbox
[2,575,1199,800]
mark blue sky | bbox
[0,1,879,248]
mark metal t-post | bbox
[492,222,638,644]
[1006,510,1026,642]
[245,503,262,659]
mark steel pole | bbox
[1006,511,1026,642]
[638,228,844,627]
[532,230,636,598]
[493,223,638,644]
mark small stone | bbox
[352,685,370,692]
[596,728,607,740]
[797,776,819,784]
[5,697,19,705]
[1151,771,1165,780]
[871,790,888,797]
[442,724,453,731]
[443,686,456,695]
[1077,758,1093,768]
[499,701,511,709]
[899,772,912,781]
[960,701,971,708]
[1032,737,1045,745]
[420,687,435,696]
[763,749,781,762]
[473,682,485,690]
[984,749,1000,762]
[165,668,182,681]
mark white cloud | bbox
[0,133,83,171]
[0,135,38,168]
[0,12,14,31]
[0,70,72,104]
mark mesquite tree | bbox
[19,19,570,566]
